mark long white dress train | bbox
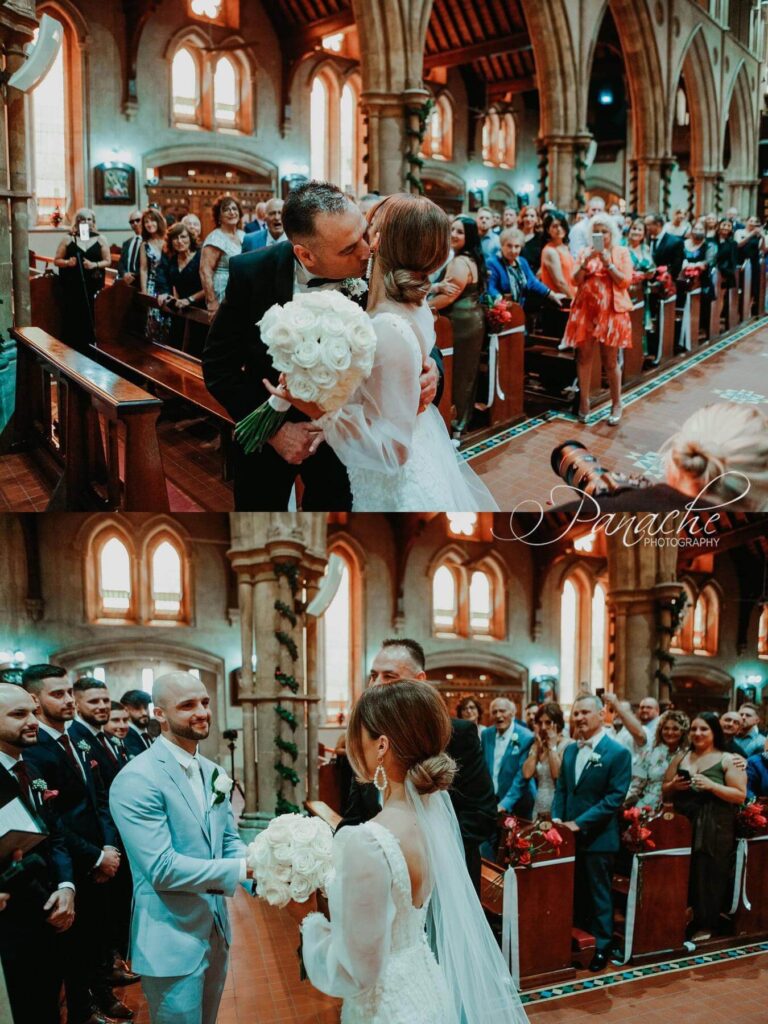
[317,299,498,512]
[301,821,455,1024]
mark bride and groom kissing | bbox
[202,181,497,512]
[109,651,528,1024]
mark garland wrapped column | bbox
[404,92,433,194]
[654,589,688,704]
[273,561,302,815]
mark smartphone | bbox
[591,233,605,253]
[78,222,90,241]
[676,768,691,781]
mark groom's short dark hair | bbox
[283,181,352,241]
[382,637,426,671]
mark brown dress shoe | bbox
[109,966,141,986]
[99,997,134,1020]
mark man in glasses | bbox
[117,209,143,286]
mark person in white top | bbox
[604,692,659,768]
[665,207,691,238]
[569,195,606,257]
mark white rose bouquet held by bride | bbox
[246,813,335,909]
[234,290,377,453]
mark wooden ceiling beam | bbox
[284,7,355,53]
[487,74,537,99]
[424,31,531,70]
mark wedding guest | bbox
[626,710,690,810]
[623,217,656,352]
[552,694,632,971]
[540,212,576,299]
[486,228,565,308]
[344,638,497,894]
[0,682,76,1024]
[138,206,169,342]
[665,711,746,941]
[645,213,685,278]
[564,212,633,424]
[518,205,544,273]
[475,206,501,260]
[665,207,691,238]
[736,216,767,313]
[660,403,768,511]
[502,207,517,229]
[726,205,745,231]
[714,218,739,293]
[242,197,287,252]
[156,223,205,354]
[746,740,768,797]
[569,195,606,257]
[736,703,766,757]
[181,213,202,245]
[720,710,745,755]
[703,212,718,242]
[456,696,485,738]
[21,666,124,1024]
[54,208,111,351]
[522,702,571,819]
[244,200,267,233]
[524,702,539,731]
[117,209,143,285]
[481,698,535,820]
[492,210,502,234]
[200,194,245,313]
[683,222,716,291]
[120,689,153,756]
[604,692,659,768]
[429,215,486,440]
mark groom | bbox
[203,180,442,511]
[109,672,250,1024]
[551,694,631,971]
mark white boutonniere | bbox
[341,277,368,298]
[76,740,91,754]
[586,751,602,767]
[210,767,233,807]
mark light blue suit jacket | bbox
[480,724,535,812]
[109,738,246,977]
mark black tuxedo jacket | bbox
[341,717,497,845]
[68,720,125,791]
[117,235,142,280]
[123,725,151,759]
[202,240,444,423]
[650,233,684,279]
[22,729,118,875]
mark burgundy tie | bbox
[58,733,83,775]
[97,732,119,765]
[11,760,33,806]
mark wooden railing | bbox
[6,326,168,510]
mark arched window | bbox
[758,605,768,658]
[213,56,237,126]
[433,565,458,633]
[323,561,351,722]
[31,18,67,223]
[310,76,329,180]
[676,86,690,127]
[99,537,132,615]
[172,47,199,124]
[670,584,695,653]
[469,571,491,634]
[421,94,453,161]
[693,585,719,655]
[560,579,579,706]
[340,82,358,194]
[500,113,516,167]
[590,583,607,690]
[151,540,183,617]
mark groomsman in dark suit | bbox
[0,682,76,1024]
[103,701,132,764]
[552,694,632,972]
[21,665,127,1024]
[341,638,497,894]
[116,210,143,286]
[645,214,685,279]
[120,689,153,758]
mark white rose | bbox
[289,875,315,902]
[261,881,291,908]
[291,337,321,369]
[274,863,292,883]
[213,771,233,796]
[292,848,318,876]
[262,322,295,351]
[285,306,320,336]
[246,837,273,872]
[291,816,319,844]
[345,323,377,360]
[266,815,296,845]
[307,363,337,391]
[287,373,320,403]
[320,336,352,374]
[272,842,293,865]
[258,304,283,334]
[317,313,347,337]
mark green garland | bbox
[274,600,297,628]
[404,97,434,195]
[654,589,688,691]
[275,703,298,729]
[275,669,299,694]
[275,630,298,661]
[275,735,299,760]
[273,560,302,814]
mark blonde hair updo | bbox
[368,194,451,306]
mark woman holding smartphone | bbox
[54,208,111,351]
[562,212,633,425]
[663,711,746,941]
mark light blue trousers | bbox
[142,925,228,1024]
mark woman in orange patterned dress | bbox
[563,212,633,425]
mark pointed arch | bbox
[723,60,757,185]
[674,25,719,175]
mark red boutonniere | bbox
[42,789,59,802]
[90,759,99,770]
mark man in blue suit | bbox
[480,698,535,857]
[110,672,250,1024]
[242,197,287,253]
[486,228,566,306]
[552,694,632,972]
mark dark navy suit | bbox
[123,723,152,759]
[552,733,632,952]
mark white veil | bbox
[406,779,529,1024]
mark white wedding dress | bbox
[301,821,453,1024]
[317,299,498,512]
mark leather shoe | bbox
[81,1013,119,1024]
[588,951,609,972]
[99,998,133,1020]
[110,967,141,986]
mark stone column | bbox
[7,38,32,330]
[305,572,322,802]
[538,134,592,211]
[605,532,679,705]
[727,179,760,217]
[360,91,412,195]
[693,171,721,216]
[633,157,665,215]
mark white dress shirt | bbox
[37,720,87,781]
[574,734,602,784]
[492,726,516,792]
[266,229,288,247]
[293,258,345,296]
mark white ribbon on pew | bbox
[485,326,523,410]
[622,846,690,964]
[677,288,701,353]
[501,855,576,986]
[742,261,752,317]
[440,347,454,357]
[729,834,768,915]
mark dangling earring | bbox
[373,760,387,792]
[365,248,375,281]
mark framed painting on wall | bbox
[94,162,136,204]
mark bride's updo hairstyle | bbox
[660,403,768,510]
[367,193,450,306]
[346,679,456,796]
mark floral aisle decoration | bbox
[497,815,564,869]
[621,805,657,853]
[735,799,768,838]
[649,265,677,299]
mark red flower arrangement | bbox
[648,266,677,298]
[681,266,701,283]
[736,799,768,838]
[621,805,657,852]
[482,295,518,334]
[498,816,564,869]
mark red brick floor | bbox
[471,322,768,509]
[119,885,768,1023]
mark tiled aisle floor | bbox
[121,884,768,1024]
[471,322,768,508]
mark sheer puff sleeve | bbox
[316,312,421,476]
[301,825,395,998]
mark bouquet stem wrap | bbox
[235,394,291,454]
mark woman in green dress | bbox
[664,711,747,940]
[429,216,487,441]
[623,217,655,352]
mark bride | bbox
[265,194,498,512]
[291,679,528,1024]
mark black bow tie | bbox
[306,277,344,288]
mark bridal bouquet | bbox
[235,291,377,453]
[246,813,334,908]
